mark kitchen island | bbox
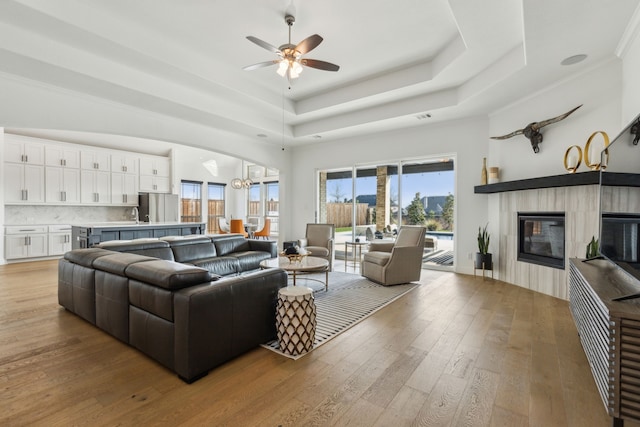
[71,222,206,249]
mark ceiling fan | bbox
[243,14,340,83]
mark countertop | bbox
[71,222,205,229]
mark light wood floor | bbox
[0,259,635,426]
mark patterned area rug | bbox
[261,271,419,360]
[423,250,454,266]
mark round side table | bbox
[276,286,317,356]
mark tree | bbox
[442,193,454,230]
[407,192,426,225]
[329,182,346,203]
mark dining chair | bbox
[218,217,230,234]
[253,218,271,239]
[230,219,248,237]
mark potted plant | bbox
[586,236,599,259]
[475,223,492,269]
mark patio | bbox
[333,228,454,269]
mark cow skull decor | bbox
[490,105,582,153]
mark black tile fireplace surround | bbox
[518,212,565,269]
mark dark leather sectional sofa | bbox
[58,234,287,383]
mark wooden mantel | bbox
[474,171,640,194]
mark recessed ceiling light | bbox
[416,113,432,120]
[257,133,267,138]
[561,54,587,66]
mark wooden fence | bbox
[180,199,201,223]
[248,200,279,216]
[326,203,369,228]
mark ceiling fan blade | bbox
[301,58,340,72]
[295,34,323,55]
[242,60,279,71]
[246,36,281,54]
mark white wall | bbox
[289,117,489,275]
[488,59,623,183]
[0,127,4,262]
[621,10,640,123]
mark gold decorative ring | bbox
[563,145,582,173]
[584,131,610,170]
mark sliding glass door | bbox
[317,156,455,270]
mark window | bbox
[265,181,279,234]
[180,180,202,223]
[319,157,455,269]
[207,182,226,233]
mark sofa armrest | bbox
[173,268,287,382]
[248,239,278,258]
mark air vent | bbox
[416,113,432,120]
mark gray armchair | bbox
[361,226,426,286]
[298,223,335,271]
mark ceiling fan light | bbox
[276,61,288,76]
[291,61,303,76]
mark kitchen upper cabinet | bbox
[81,150,110,172]
[4,163,45,203]
[45,144,80,168]
[139,175,171,193]
[81,170,110,204]
[4,138,45,165]
[139,155,171,192]
[111,153,138,175]
[140,155,170,177]
[111,172,138,205]
[45,167,81,204]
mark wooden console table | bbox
[569,258,640,427]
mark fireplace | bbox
[518,212,565,269]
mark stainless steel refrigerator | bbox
[138,192,179,222]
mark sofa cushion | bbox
[125,259,212,290]
[95,271,130,342]
[190,257,239,276]
[213,236,251,256]
[130,280,174,322]
[231,251,273,272]
[93,252,158,275]
[169,237,217,263]
[96,239,174,261]
[362,251,391,266]
[63,248,114,268]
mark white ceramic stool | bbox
[276,286,316,356]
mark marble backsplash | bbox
[4,205,139,225]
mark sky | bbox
[326,170,455,208]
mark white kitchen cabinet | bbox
[45,167,81,204]
[139,155,170,177]
[4,163,45,203]
[139,155,170,192]
[81,170,110,204]
[4,226,48,259]
[45,144,80,168]
[139,174,170,193]
[81,150,110,172]
[48,225,72,256]
[111,172,138,205]
[4,138,45,165]
[111,153,138,174]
